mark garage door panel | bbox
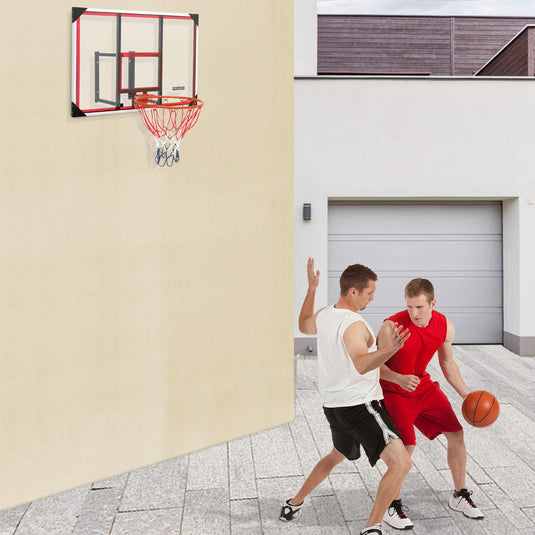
[329,203,502,235]
[329,276,502,309]
[363,311,502,344]
[330,234,500,242]
[329,240,502,272]
[441,312,502,344]
[424,278,502,308]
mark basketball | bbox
[462,391,500,428]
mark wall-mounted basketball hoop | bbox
[134,94,204,167]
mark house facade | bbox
[294,3,535,356]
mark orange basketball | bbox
[462,390,500,428]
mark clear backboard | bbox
[71,8,198,117]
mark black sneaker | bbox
[279,499,302,521]
[383,499,414,530]
[449,488,484,519]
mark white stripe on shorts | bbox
[365,401,399,444]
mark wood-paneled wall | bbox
[318,15,535,76]
[476,26,535,76]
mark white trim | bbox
[194,17,199,97]
[79,8,192,18]
[318,12,535,19]
[295,75,535,81]
[71,19,77,107]
[365,402,398,444]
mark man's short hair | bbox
[340,264,377,295]
[405,278,435,303]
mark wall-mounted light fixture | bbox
[303,203,311,221]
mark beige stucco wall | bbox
[0,0,293,509]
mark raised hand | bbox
[390,321,411,352]
[307,257,320,291]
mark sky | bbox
[318,0,535,16]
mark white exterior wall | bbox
[295,77,535,353]
[294,0,317,76]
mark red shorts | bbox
[382,382,462,446]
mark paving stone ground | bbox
[1,346,534,534]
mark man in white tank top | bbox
[280,259,411,535]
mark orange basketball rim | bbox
[134,94,204,167]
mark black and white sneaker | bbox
[384,499,414,530]
[360,524,383,535]
[449,488,484,519]
[279,499,302,521]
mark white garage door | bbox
[328,202,503,344]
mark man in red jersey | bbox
[377,278,484,531]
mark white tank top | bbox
[316,306,383,407]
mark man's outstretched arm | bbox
[437,319,470,399]
[379,364,420,392]
[344,321,410,375]
[299,257,323,335]
[378,321,420,392]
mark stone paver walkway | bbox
[1,346,534,534]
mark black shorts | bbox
[323,399,400,466]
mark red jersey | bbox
[380,309,447,396]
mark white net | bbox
[134,95,204,167]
